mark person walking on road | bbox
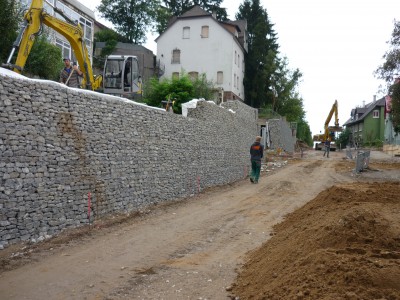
[250,136,264,184]
[323,138,331,158]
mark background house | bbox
[155,6,247,103]
[343,96,386,146]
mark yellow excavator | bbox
[2,0,141,98]
[313,100,343,151]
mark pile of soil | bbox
[232,181,400,300]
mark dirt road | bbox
[0,150,398,299]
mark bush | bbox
[336,127,351,148]
[143,73,214,114]
[363,139,383,148]
[24,35,64,80]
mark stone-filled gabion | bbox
[268,118,296,153]
[0,75,258,249]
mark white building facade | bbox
[156,6,247,102]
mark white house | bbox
[155,6,248,102]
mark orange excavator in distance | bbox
[313,100,343,151]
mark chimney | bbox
[363,100,366,107]
[212,10,217,19]
[373,95,376,103]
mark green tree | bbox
[375,20,400,134]
[296,120,312,146]
[98,0,159,44]
[389,81,400,133]
[271,58,305,125]
[0,0,20,64]
[336,127,351,148]
[236,0,279,109]
[154,5,174,35]
[192,73,215,100]
[163,0,227,20]
[93,29,129,70]
[375,20,400,82]
[24,34,64,80]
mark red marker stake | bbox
[88,192,91,224]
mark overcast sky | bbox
[90,0,399,135]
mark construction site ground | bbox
[0,149,399,300]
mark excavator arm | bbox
[313,100,343,143]
[3,0,101,90]
[322,100,342,140]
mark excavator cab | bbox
[103,55,141,100]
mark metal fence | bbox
[354,150,370,173]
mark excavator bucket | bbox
[328,126,343,132]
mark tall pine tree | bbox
[236,0,279,108]
[0,0,19,64]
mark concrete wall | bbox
[0,74,257,249]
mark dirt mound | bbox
[232,182,400,300]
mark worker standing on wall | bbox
[249,136,264,184]
[323,138,331,158]
[60,58,83,88]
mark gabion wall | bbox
[268,118,296,153]
[0,75,257,249]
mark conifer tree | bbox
[236,0,279,108]
[0,0,19,64]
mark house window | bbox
[172,72,179,79]
[172,49,180,64]
[373,110,379,118]
[56,38,71,60]
[217,71,223,84]
[238,54,240,67]
[183,26,190,39]
[234,73,236,87]
[234,51,237,64]
[201,26,209,38]
[188,71,198,80]
[79,17,92,49]
[358,123,363,132]
[55,1,93,61]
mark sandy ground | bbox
[0,149,399,300]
